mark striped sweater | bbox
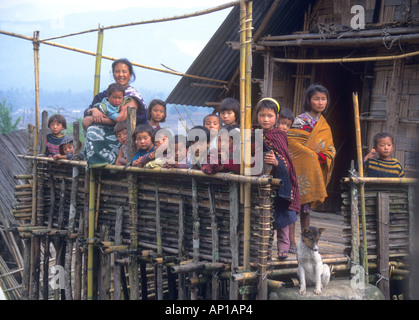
[364,157,405,178]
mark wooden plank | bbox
[377,192,390,300]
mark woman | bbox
[83,58,147,167]
[287,84,336,252]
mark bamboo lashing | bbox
[18,155,281,186]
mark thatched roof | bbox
[0,129,28,222]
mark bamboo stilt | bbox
[87,170,96,300]
[126,107,139,300]
[353,92,368,281]
[243,0,253,300]
[155,187,163,300]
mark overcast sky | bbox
[0,1,234,100]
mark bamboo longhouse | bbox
[1,0,418,300]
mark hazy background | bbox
[0,1,233,130]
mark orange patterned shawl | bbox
[287,115,336,208]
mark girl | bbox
[147,99,167,130]
[287,84,336,251]
[255,98,300,259]
[218,97,240,127]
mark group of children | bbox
[45,82,405,261]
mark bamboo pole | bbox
[19,155,281,186]
[126,107,139,300]
[93,26,104,97]
[242,0,253,300]
[155,186,163,300]
[271,50,419,64]
[40,1,240,41]
[353,92,368,281]
[341,177,417,184]
[191,177,199,300]
[239,0,246,176]
[208,185,219,299]
[29,30,40,300]
[177,196,186,300]
[0,30,229,85]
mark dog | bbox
[297,226,330,295]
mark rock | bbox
[269,279,385,300]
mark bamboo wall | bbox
[13,160,274,300]
[340,183,412,258]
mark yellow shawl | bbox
[287,115,336,208]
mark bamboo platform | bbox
[11,156,415,300]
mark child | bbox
[278,108,294,133]
[52,136,84,161]
[188,125,211,169]
[218,97,240,127]
[256,98,300,259]
[363,132,404,177]
[131,123,154,167]
[203,114,222,132]
[114,121,128,166]
[83,83,128,129]
[203,113,222,151]
[201,125,240,175]
[288,84,335,237]
[45,114,67,157]
[163,134,191,169]
[147,99,167,131]
[144,129,169,169]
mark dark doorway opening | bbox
[313,61,364,211]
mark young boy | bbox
[130,123,154,167]
[363,132,405,177]
[163,134,191,169]
[45,114,67,157]
[52,136,84,161]
[203,114,222,132]
[114,121,128,166]
[144,129,168,169]
[277,108,294,133]
[83,83,128,129]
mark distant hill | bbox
[0,87,213,131]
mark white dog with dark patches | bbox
[297,226,331,295]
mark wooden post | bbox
[191,177,199,300]
[177,196,186,299]
[257,183,271,300]
[127,107,139,300]
[113,206,123,300]
[229,181,239,300]
[377,192,390,300]
[64,121,81,300]
[353,92,368,280]
[155,187,163,300]
[208,185,219,300]
[87,170,96,300]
